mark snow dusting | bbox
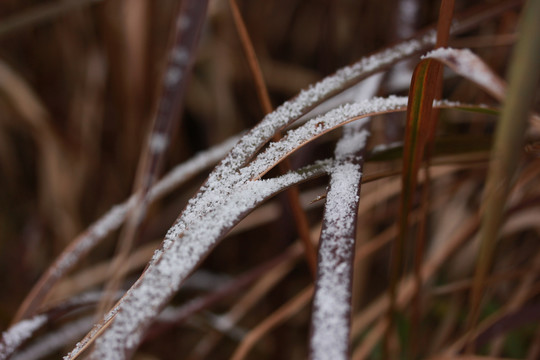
[213,31,435,176]
[423,47,506,100]
[149,133,170,153]
[309,77,377,360]
[248,96,408,179]
[298,73,384,122]
[164,67,183,87]
[83,163,328,359]
[66,31,439,358]
[310,126,368,360]
[310,162,363,360]
[171,47,190,65]
[12,317,92,360]
[22,135,238,324]
[0,315,47,359]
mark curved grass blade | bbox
[388,42,524,356]
[2,292,121,360]
[64,96,417,359]
[250,96,409,180]
[423,47,506,101]
[13,15,492,325]
[309,71,382,360]
[64,160,330,359]
[409,2,455,356]
[12,135,240,323]
[13,29,441,326]
[0,315,47,360]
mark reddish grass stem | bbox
[228,0,318,276]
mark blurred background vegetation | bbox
[1,0,538,359]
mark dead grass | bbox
[1,0,539,359]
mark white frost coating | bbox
[310,92,373,360]
[66,300,121,360]
[212,31,435,178]
[298,73,385,122]
[247,96,408,179]
[423,47,506,100]
[149,133,169,153]
[83,165,328,360]
[433,99,463,108]
[12,316,92,360]
[41,135,238,305]
[54,202,130,277]
[149,134,241,197]
[311,131,368,360]
[68,32,438,358]
[311,162,362,360]
[0,315,47,359]
[164,67,182,87]
[335,128,370,160]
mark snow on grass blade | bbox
[309,121,370,360]
[96,0,210,318]
[423,47,506,100]
[249,96,409,180]
[63,29,495,355]
[407,1,454,353]
[214,31,436,175]
[75,33,443,336]
[11,316,92,360]
[65,161,329,360]
[69,99,413,359]
[308,71,381,360]
[13,135,240,322]
[0,315,47,360]
[4,291,125,360]
[68,95,470,358]
[249,98,480,181]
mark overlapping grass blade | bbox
[97,0,210,320]
[309,121,370,360]
[228,0,318,275]
[13,136,240,322]
[65,95,424,359]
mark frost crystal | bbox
[0,315,47,358]
[309,76,376,360]
[67,30,438,359]
[423,47,506,100]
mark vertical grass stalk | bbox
[466,0,540,351]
